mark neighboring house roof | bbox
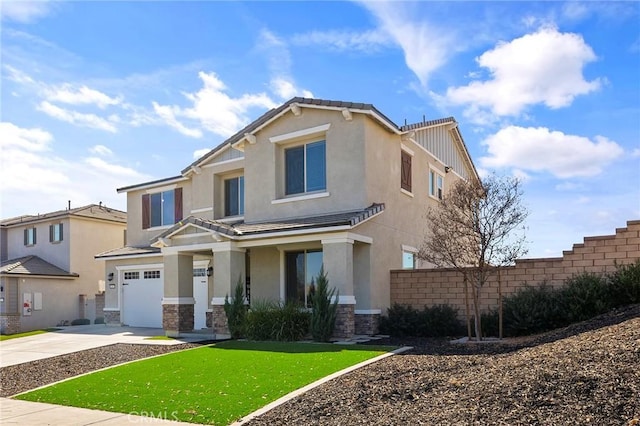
[0,256,79,278]
[1,204,127,227]
[152,203,385,243]
[94,246,162,259]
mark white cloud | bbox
[89,145,113,157]
[44,84,121,108]
[258,29,314,101]
[0,0,56,23]
[443,27,601,121]
[555,182,586,192]
[632,148,640,158]
[0,122,149,218]
[291,29,391,53]
[152,102,203,138]
[360,2,455,87]
[37,101,118,132]
[153,71,277,138]
[480,126,624,178]
[193,148,211,159]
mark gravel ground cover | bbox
[248,304,640,426]
[1,305,638,425]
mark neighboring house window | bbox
[401,150,412,192]
[23,227,36,246]
[429,170,444,200]
[124,272,139,280]
[285,250,323,307]
[49,223,63,243]
[224,176,244,217]
[144,270,161,279]
[285,141,326,195]
[402,251,416,269]
[142,188,183,229]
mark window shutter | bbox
[174,187,183,222]
[401,151,412,192]
[142,194,150,229]
[49,225,53,242]
[59,223,64,241]
[33,228,36,244]
[24,229,27,246]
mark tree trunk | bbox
[472,278,482,341]
[463,272,472,340]
[498,267,503,340]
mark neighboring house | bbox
[0,204,127,334]
[96,97,479,338]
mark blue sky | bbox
[1,1,639,258]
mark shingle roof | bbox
[0,256,79,277]
[1,204,126,226]
[94,246,161,259]
[152,203,385,243]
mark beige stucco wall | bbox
[248,246,280,302]
[6,218,72,271]
[15,276,88,330]
[243,109,367,223]
[125,181,191,247]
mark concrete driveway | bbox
[0,325,215,367]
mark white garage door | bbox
[122,269,163,328]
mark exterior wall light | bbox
[206,266,213,277]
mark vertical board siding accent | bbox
[214,147,244,163]
[415,127,468,180]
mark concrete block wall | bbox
[390,220,640,316]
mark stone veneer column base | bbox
[206,311,213,328]
[354,313,380,335]
[163,304,194,336]
[104,310,121,325]
[0,314,21,335]
[212,305,229,335]
[333,304,355,339]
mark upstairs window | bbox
[24,227,37,246]
[49,223,63,243]
[285,140,326,195]
[224,176,245,217]
[401,150,412,193]
[429,170,444,200]
[142,188,183,229]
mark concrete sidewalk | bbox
[0,398,197,425]
[0,324,217,367]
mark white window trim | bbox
[145,224,172,231]
[400,188,414,198]
[191,207,213,214]
[272,191,330,205]
[216,215,244,223]
[145,184,177,194]
[269,123,331,144]
[402,245,418,270]
[429,168,445,201]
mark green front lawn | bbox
[0,328,60,341]
[17,341,394,425]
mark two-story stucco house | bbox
[96,97,479,338]
[0,204,127,333]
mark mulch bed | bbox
[1,306,638,425]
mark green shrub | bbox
[608,260,640,306]
[379,304,462,337]
[224,278,247,339]
[502,283,565,336]
[70,318,90,326]
[94,317,105,324]
[561,272,610,323]
[477,309,500,338]
[309,267,338,342]
[245,300,310,341]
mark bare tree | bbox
[418,174,528,340]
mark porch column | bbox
[210,245,246,336]
[162,253,194,336]
[322,237,355,338]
